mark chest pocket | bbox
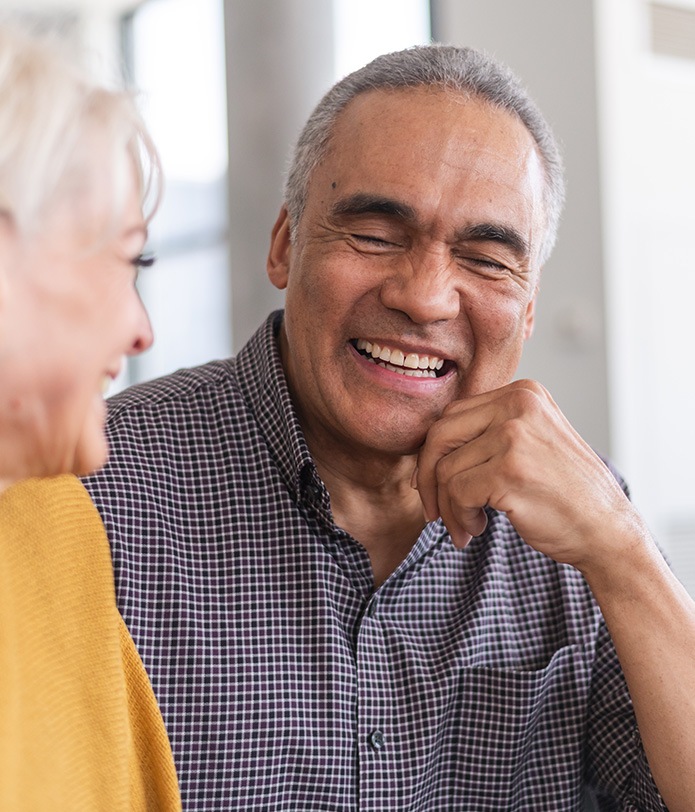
[425,645,590,811]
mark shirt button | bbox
[305,482,322,503]
[368,729,385,752]
[365,600,377,618]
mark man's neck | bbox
[310,443,427,588]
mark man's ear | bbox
[266,206,292,291]
[524,289,538,340]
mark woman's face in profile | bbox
[3,164,154,480]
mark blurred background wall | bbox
[3,0,694,595]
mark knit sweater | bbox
[0,474,181,811]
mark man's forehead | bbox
[322,86,541,192]
[321,86,540,184]
[331,85,511,139]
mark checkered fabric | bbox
[84,311,665,811]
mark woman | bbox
[0,21,181,810]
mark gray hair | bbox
[284,44,565,267]
[0,20,161,238]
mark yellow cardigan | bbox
[0,475,181,811]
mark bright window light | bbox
[333,0,431,79]
[131,0,227,183]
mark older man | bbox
[85,46,694,810]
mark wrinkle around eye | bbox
[311,221,365,246]
[350,233,399,248]
[455,253,534,286]
[345,234,407,257]
[454,252,508,272]
[323,211,410,249]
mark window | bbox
[333,0,431,78]
[115,0,430,391]
[120,0,230,389]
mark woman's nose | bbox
[128,296,154,355]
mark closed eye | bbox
[470,257,507,270]
[455,253,510,274]
[353,233,389,244]
[351,234,397,248]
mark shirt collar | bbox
[234,310,326,508]
[234,310,452,579]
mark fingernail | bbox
[449,528,472,549]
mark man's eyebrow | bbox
[329,193,418,223]
[455,223,530,257]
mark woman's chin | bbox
[69,403,110,477]
[71,436,109,478]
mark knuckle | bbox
[500,448,527,486]
[513,377,546,395]
[507,382,546,416]
[499,415,527,445]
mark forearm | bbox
[582,521,695,811]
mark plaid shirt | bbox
[85,311,665,811]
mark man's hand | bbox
[415,379,638,572]
[417,379,695,810]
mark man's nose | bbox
[378,248,460,324]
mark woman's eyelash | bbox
[132,253,157,269]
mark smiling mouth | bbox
[101,362,124,395]
[351,338,452,378]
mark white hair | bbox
[285,45,565,267]
[0,20,161,238]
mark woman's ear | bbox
[266,206,292,291]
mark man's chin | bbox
[352,419,432,459]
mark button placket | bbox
[356,605,397,809]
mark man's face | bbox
[268,87,547,458]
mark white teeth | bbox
[356,338,374,354]
[390,348,405,366]
[355,338,446,376]
[380,361,436,378]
